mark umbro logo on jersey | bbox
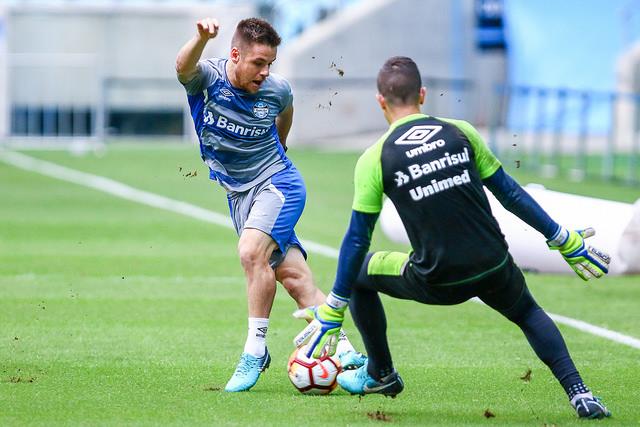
[218,88,235,101]
[394,125,443,145]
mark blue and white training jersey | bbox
[181,57,293,192]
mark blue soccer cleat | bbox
[338,350,368,370]
[337,363,404,397]
[571,393,612,419]
[224,349,271,392]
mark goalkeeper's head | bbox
[376,56,426,123]
[228,18,282,93]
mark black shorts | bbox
[355,251,532,319]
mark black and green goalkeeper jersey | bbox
[353,113,509,286]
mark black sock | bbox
[567,381,591,401]
[515,307,583,391]
[377,367,394,379]
[349,288,393,381]
[488,285,587,396]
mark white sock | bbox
[335,329,356,354]
[243,317,269,357]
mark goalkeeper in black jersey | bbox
[295,57,611,419]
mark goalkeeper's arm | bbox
[331,210,378,299]
[482,167,559,239]
[294,210,378,357]
[483,167,610,280]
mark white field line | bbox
[1,150,637,350]
[0,151,339,258]
[470,297,640,349]
[547,313,640,349]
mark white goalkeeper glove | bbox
[547,227,611,281]
[293,292,348,358]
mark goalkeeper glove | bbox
[293,292,348,358]
[547,227,611,281]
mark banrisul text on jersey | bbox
[352,113,509,286]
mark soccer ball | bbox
[287,346,341,395]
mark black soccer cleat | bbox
[571,393,612,419]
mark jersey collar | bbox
[222,59,256,97]
[388,113,429,132]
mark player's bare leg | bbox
[239,228,279,319]
[275,247,323,308]
[277,247,365,369]
[225,228,277,392]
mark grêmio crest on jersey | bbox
[253,100,270,119]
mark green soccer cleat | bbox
[338,350,367,370]
[224,349,271,392]
[571,393,612,419]
[337,363,404,397]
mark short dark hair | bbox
[232,18,281,48]
[377,56,422,106]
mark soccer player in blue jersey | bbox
[175,17,363,392]
[296,57,611,419]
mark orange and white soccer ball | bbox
[287,346,342,395]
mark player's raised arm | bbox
[175,18,219,84]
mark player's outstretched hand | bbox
[293,301,346,359]
[196,17,219,41]
[547,227,611,281]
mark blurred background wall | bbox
[0,0,639,183]
[276,0,505,143]
[0,1,253,140]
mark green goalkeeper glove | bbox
[293,292,348,358]
[547,227,611,281]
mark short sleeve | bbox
[442,118,501,179]
[279,79,293,113]
[181,59,220,95]
[352,142,384,214]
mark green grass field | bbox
[1,142,639,426]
